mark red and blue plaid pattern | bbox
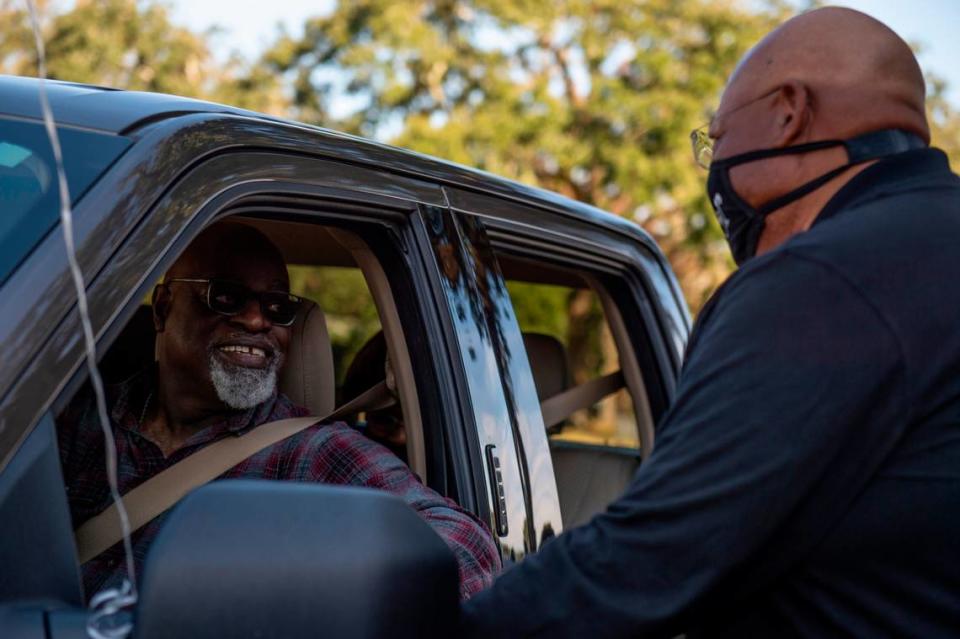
[57,370,500,600]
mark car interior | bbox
[61,213,655,535]
[496,255,654,527]
[94,217,430,479]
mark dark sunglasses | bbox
[164,278,303,326]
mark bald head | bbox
[704,8,932,263]
[723,6,929,142]
[166,222,287,284]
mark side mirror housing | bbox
[134,480,459,638]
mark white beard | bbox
[208,351,282,409]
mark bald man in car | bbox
[57,221,499,601]
[462,7,960,637]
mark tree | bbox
[4,0,957,324]
[259,0,958,388]
[928,75,960,170]
[264,0,795,314]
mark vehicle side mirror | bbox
[134,480,459,639]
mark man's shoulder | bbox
[791,175,960,266]
[697,247,886,349]
[785,182,960,315]
[720,175,960,314]
[58,375,138,436]
[709,249,829,309]
[268,416,406,484]
[262,393,347,447]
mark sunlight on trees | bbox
[2,0,958,328]
[264,0,799,311]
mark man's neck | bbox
[756,161,876,256]
[141,378,229,457]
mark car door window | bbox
[508,279,643,449]
[49,210,470,600]
[497,256,652,528]
[61,215,434,479]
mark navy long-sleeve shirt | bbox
[462,147,960,637]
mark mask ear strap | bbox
[715,139,842,167]
[757,130,926,215]
[756,163,853,215]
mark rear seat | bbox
[522,332,642,528]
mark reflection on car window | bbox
[0,118,130,286]
[0,139,49,231]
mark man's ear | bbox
[152,283,171,333]
[772,80,811,146]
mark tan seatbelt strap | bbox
[540,370,625,428]
[75,380,394,564]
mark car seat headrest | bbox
[521,332,571,402]
[279,299,335,416]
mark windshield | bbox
[0,117,130,286]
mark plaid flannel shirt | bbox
[57,370,500,601]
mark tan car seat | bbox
[279,300,335,416]
[522,332,641,528]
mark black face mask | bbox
[707,128,925,265]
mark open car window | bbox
[69,216,428,473]
[496,254,653,528]
[505,279,644,450]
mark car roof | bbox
[1,75,667,256]
[0,74,256,132]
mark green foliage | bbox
[505,281,612,383]
[928,75,960,171]
[3,0,958,316]
[264,0,793,311]
[288,265,382,384]
[505,280,570,343]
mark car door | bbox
[442,186,690,531]
[415,203,560,560]
[0,115,520,630]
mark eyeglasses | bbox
[690,127,713,170]
[165,278,303,327]
[689,86,781,169]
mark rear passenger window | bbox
[497,256,653,527]
[506,280,640,450]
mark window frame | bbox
[497,263,655,454]
[483,221,678,418]
[409,204,529,557]
[483,227,676,432]
[1,151,503,528]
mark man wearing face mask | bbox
[461,6,960,638]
